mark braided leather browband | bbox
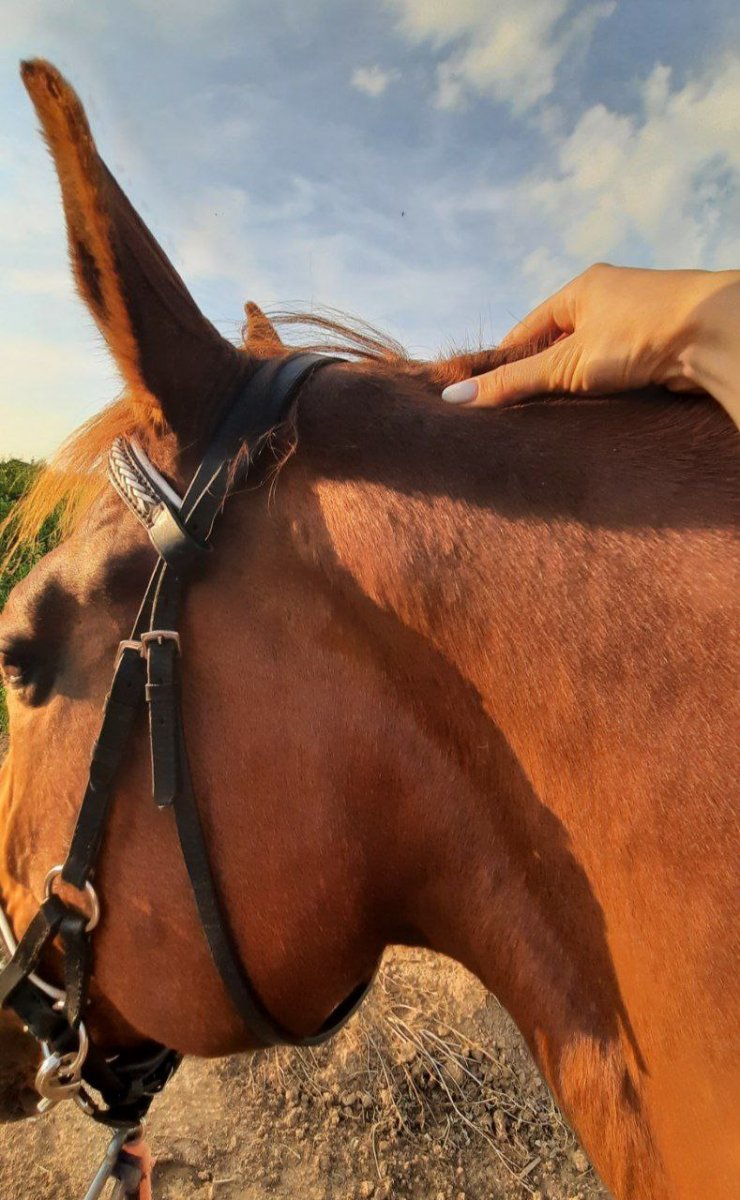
[0,351,372,1130]
[109,437,183,521]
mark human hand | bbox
[441,265,739,420]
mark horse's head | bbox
[1,61,477,1101]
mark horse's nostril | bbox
[0,1085,39,1124]
[19,1086,39,1117]
[0,1013,43,1123]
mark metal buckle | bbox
[116,638,143,663]
[116,631,180,665]
[139,630,181,656]
[44,865,101,933]
[35,1020,90,1113]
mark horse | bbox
[0,59,737,1199]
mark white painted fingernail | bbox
[441,379,478,404]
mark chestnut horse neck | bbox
[282,368,739,1200]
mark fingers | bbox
[498,280,578,350]
[665,376,707,394]
[497,307,561,352]
[443,341,568,408]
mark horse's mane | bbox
[1,399,139,568]
[245,306,500,383]
[3,308,499,567]
[251,307,409,364]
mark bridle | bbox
[0,353,371,1142]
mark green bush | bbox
[0,459,60,733]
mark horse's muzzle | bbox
[0,1007,42,1122]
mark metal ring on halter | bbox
[35,1021,90,1110]
[39,1017,89,1084]
[41,1020,89,1080]
[44,866,101,933]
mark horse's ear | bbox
[21,59,248,443]
[244,302,283,352]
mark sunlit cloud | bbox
[388,0,616,113]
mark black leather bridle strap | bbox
[178,353,332,544]
[136,353,372,1046]
[108,439,208,569]
[0,896,68,1008]
[169,701,290,1046]
[141,354,346,808]
[167,689,370,1046]
[62,354,339,875]
[59,908,91,1027]
[137,354,374,1045]
[62,646,147,890]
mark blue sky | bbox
[1,0,738,457]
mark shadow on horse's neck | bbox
[287,368,736,879]
[296,365,735,533]
[275,373,736,1192]
[289,369,735,806]
[288,455,647,1058]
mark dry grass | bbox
[236,951,604,1200]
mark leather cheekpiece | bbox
[148,502,209,570]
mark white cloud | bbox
[351,65,400,97]
[523,55,740,272]
[420,49,740,321]
[388,0,616,113]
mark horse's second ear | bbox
[21,59,247,443]
[244,302,284,352]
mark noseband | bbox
[0,353,371,1133]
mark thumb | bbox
[442,340,570,408]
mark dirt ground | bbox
[0,944,610,1200]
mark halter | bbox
[0,353,371,1142]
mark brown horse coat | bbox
[0,60,738,1199]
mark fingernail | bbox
[441,379,478,404]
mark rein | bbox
[0,353,371,1185]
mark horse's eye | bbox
[0,648,34,690]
